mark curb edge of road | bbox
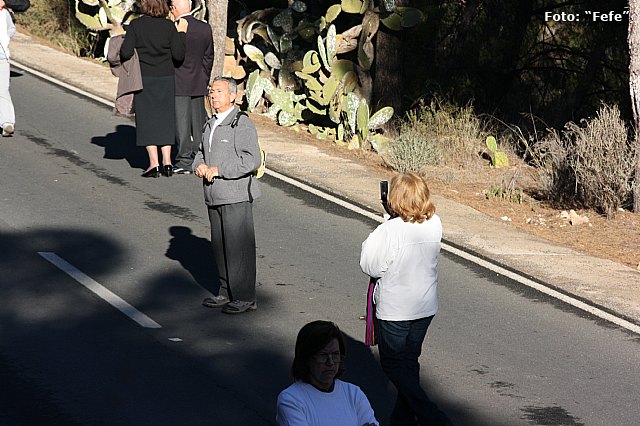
[440,238,640,333]
[267,168,640,335]
[13,60,640,336]
[11,60,115,108]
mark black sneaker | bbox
[173,167,192,175]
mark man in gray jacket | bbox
[194,77,262,314]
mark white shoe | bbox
[2,123,14,137]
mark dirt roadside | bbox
[10,31,640,327]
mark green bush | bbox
[388,100,486,172]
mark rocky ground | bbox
[426,165,640,271]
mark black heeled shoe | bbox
[162,165,173,177]
[141,166,161,178]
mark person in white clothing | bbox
[360,172,452,426]
[276,320,379,426]
[0,0,15,137]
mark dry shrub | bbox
[15,0,99,57]
[534,104,635,218]
[388,100,485,172]
[387,107,442,173]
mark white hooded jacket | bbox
[360,214,442,321]
[0,8,16,61]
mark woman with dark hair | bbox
[120,0,187,177]
[360,172,452,426]
[276,320,378,426]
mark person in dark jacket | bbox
[170,0,213,175]
[120,0,187,178]
[4,0,29,13]
[194,77,262,314]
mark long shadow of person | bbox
[91,124,148,170]
[165,226,223,295]
[343,334,459,426]
[342,334,393,424]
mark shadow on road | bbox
[165,225,222,296]
[91,124,148,170]
[0,226,478,425]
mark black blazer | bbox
[121,15,186,77]
[174,15,214,97]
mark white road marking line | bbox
[265,169,384,223]
[19,61,638,336]
[442,245,640,335]
[11,61,115,108]
[38,252,162,329]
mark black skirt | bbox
[134,75,175,147]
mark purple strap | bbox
[365,277,377,346]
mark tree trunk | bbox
[490,0,534,113]
[372,0,409,136]
[561,34,607,121]
[207,0,229,81]
[373,27,403,111]
[437,0,482,82]
[630,0,640,213]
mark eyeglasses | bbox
[312,351,342,364]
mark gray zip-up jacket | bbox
[193,106,261,206]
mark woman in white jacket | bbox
[360,172,451,426]
[0,0,15,137]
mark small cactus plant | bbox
[485,136,509,168]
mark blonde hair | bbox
[387,172,436,223]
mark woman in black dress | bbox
[120,0,187,177]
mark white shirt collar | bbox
[213,106,236,124]
[208,106,237,151]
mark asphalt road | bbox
[0,69,638,426]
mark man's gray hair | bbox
[211,77,237,93]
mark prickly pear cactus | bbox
[368,106,394,130]
[76,1,207,33]
[75,0,138,34]
[341,0,366,14]
[380,0,395,12]
[486,136,510,168]
[234,0,410,150]
[357,98,370,143]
